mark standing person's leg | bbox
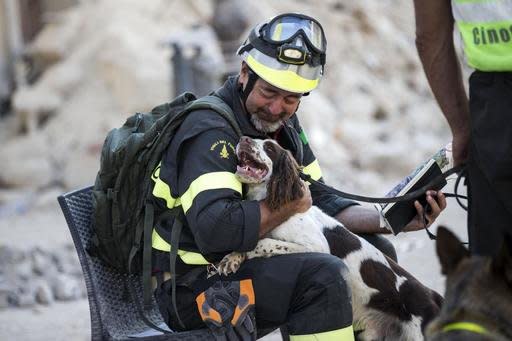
[467,71,512,256]
[156,253,354,339]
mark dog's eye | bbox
[263,143,274,153]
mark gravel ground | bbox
[0,182,467,340]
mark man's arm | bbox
[335,191,446,234]
[174,121,311,254]
[259,182,312,237]
[414,0,470,165]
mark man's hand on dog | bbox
[402,191,447,232]
[291,181,313,214]
[259,181,312,237]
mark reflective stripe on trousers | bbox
[290,326,355,341]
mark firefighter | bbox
[152,13,445,340]
[414,0,512,256]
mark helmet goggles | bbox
[259,13,326,65]
[237,13,326,93]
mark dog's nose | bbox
[240,136,252,144]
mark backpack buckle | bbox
[107,188,118,202]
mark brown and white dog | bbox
[218,136,442,340]
[426,227,512,341]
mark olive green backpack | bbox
[90,92,242,316]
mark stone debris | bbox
[0,0,453,195]
[0,0,461,311]
[0,244,84,309]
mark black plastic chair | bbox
[58,186,278,340]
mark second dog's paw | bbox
[217,252,246,275]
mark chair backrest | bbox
[57,186,214,340]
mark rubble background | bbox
[0,1,469,340]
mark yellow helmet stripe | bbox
[246,54,319,93]
[181,171,242,214]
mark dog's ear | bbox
[492,234,512,285]
[436,226,469,275]
[265,148,303,210]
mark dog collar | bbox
[442,321,488,335]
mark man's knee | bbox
[308,253,350,286]
[287,253,352,335]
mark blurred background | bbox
[0,0,468,340]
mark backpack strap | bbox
[147,95,242,331]
[141,205,187,328]
[142,202,154,309]
[184,96,243,138]
[169,210,186,329]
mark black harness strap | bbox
[299,164,466,204]
[301,164,469,242]
[142,202,154,309]
[170,211,186,329]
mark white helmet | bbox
[237,13,327,94]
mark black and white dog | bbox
[218,136,442,340]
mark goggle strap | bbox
[237,42,254,56]
[241,34,325,67]
[240,68,258,110]
[238,29,277,58]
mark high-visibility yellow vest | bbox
[452,0,512,71]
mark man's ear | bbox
[239,62,249,86]
[436,226,469,275]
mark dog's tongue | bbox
[236,165,265,179]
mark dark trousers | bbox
[155,252,352,336]
[467,71,512,256]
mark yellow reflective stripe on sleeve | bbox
[180,251,210,265]
[302,159,323,182]
[152,228,173,251]
[181,172,242,214]
[290,326,354,341]
[152,177,181,209]
[151,162,161,181]
[152,229,209,265]
[151,162,181,209]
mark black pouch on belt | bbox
[195,279,256,341]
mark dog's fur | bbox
[426,227,512,341]
[218,136,442,340]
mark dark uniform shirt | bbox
[152,76,358,273]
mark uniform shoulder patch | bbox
[210,140,236,159]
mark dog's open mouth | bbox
[236,150,268,183]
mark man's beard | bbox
[250,113,283,133]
